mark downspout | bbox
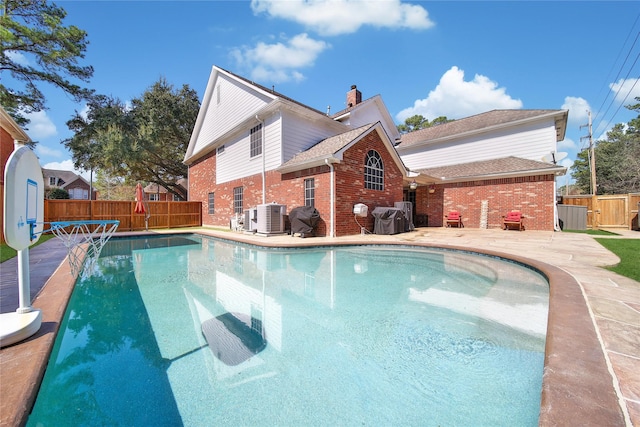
[325,159,335,237]
[256,115,266,204]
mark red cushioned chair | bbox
[502,211,525,231]
[445,210,463,228]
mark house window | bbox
[304,178,315,207]
[49,176,56,186]
[217,144,225,154]
[208,192,215,215]
[250,124,262,158]
[364,150,384,190]
[233,187,243,214]
[149,193,159,201]
[69,188,89,200]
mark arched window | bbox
[364,150,384,190]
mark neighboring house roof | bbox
[42,168,91,189]
[417,156,566,183]
[397,109,568,150]
[144,178,188,194]
[278,122,408,176]
[0,106,31,143]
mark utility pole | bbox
[580,110,596,195]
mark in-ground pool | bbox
[28,234,549,426]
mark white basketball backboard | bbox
[3,146,44,250]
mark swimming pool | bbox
[28,234,549,426]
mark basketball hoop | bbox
[47,220,119,277]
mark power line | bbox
[591,14,640,138]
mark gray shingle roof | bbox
[398,109,567,148]
[418,156,565,181]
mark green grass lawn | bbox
[0,234,56,263]
[563,229,620,236]
[595,238,640,282]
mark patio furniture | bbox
[445,211,463,228]
[502,211,525,230]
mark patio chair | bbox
[502,210,525,231]
[445,210,463,228]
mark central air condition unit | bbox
[257,203,286,234]
[244,208,257,232]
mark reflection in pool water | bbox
[28,235,548,426]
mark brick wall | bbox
[188,129,405,236]
[333,131,404,236]
[415,175,557,230]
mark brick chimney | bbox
[346,85,361,108]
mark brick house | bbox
[185,66,410,237]
[396,110,568,230]
[186,66,567,235]
[42,168,97,200]
[143,178,188,201]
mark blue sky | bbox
[13,1,640,183]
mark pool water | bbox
[28,235,549,426]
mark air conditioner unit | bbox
[257,203,286,234]
[244,208,257,232]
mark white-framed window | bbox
[149,193,159,201]
[49,176,57,185]
[69,188,89,200]
[250,124,262,158]
[208,192,215,215]
[233,187,243,214]
[364,150,384,191]
[304,178,315,207]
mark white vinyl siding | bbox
[399,120,559,171]
[216,114,282,184]
[281,111,344,163]
[192,73,273,157]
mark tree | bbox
[397,114,453,134]
[93,169,133,200]
[0,0,94,126]
[127,78,200,199]
[48,187,69,199]
[64,78,200,200]
[63,95,131,174]
[571,98,640,194]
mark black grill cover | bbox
[372,207,406,235]
[289,206,320,236]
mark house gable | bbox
[185,67,278,162]
[278,122,408,179]
[332,93,401,144]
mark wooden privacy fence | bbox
[44,200,202,232]
[561,193,640,230]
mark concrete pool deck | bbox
[1,226,638,426]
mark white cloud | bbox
[609,77,640,104]
[561,96,590,126]
[23,110,57,140]
[42,159,91,181]
[396,66,523,122]
[557,136,577,151]
[35,144,65,159]
[251,0,434,36]
[5,50,30,66]
[231,33,330,83]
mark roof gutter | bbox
[432,166,567,184]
